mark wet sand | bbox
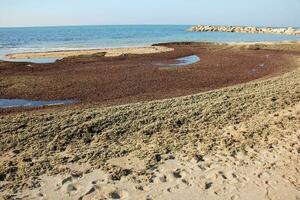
[1,42,299,114]
[5,46,173,59]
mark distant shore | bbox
[189,25,300,35]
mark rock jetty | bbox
[188,25,300,35]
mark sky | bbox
[0,0,300,27]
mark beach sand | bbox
[18,143,300,200]
[0,42,300,199]
[1,42,299,115]
[5,46,174,59]
[16,113,300,200]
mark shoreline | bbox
[4,40,300,61]
[5,46,174,60]
[1,42,299,115]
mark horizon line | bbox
[0,23,299,29]
[0,24,192,29]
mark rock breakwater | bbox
[188,25,300,35]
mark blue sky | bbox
[0,0,299,27]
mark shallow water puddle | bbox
[0,99,78,108]
[3,57,61,64]
[156,55,200,67]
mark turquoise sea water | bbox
[1,25,300,62]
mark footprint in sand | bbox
[258,172,271,179]
[230,173,241,183]
[36,193,45,198]
[172,169,183,179]
[218,171,228,180]
[205,182,213,190]
[161,168,193,193]
[145,194,153,200]
[79,185,129,200]
[197,164,207,171]
[153,174,167,183]
[230,194,240,200]
[172,169,191,187]
[60,172,84,187]
[77,185,101,200]
[66,184,77,193]
[61,176,73,185]
[159,175,167,183]
[109,191,122,199]
[181,178,191,186]
[165,184,181,193]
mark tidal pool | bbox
[156,55,200,67]
[2,57,60,64]
[0,99,78,108]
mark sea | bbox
[1,25,300,62]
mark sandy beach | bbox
[0,42,300,199]
[1,0,300,199]
[1,42,299,114]
[5,46,173,60]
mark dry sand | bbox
[5,46,174,59]
[17,120,300,200]
[0,43,300,200]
